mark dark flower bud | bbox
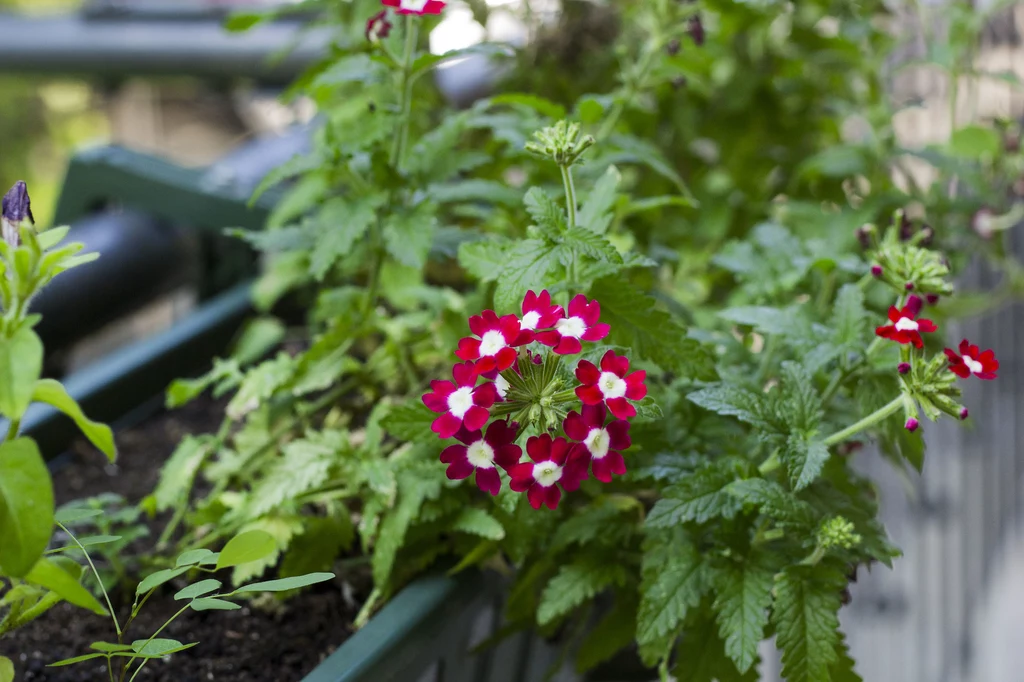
[688,16,705,46]
[899,213,915,241]
[1,181,32,248]
[672,76,687,90]
[871,265,883,278]
[919,225,934,247]
[667,38,681,56]
[898,362,911,375]
[855,224,874,250]
[960,407,969,421]
[905,418,919,433]
[904,282,915,291]
[926,293,940,305]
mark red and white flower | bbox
[945,339,999,380]
[520,290,564,332]
[875,295,937,349]
[381,0,446,15]
[456,310,532,374]
[440,421,522,495]
[509,434,587,510]
[422,362,499,438]
[365,10,392,41]
[563,404,630,482]
[536,294,609,355]
[575,350,647,419]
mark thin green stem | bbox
[822,396,903,447]
[57,522,120,637]
[560,164,578,229]
[4,418,19,441]
[758,449,781,475]
[124,603,191,682]
[390,16,420,170]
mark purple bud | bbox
[899,213,915,241]
[926,293,940,305]
[960,407,969,421]
[871,265,883,278]
[688,16,705,46]
[905,418,919,433]
[898,362,911,375]
[2,181,32,225]
[904,282,915,291]
[666,38,681,56]
[855,225,872,250]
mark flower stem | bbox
[57,522,121,638]
[390,16,420,170]
[560,164,578,229]
[822,396,903,447]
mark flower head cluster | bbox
[423,291,647,509]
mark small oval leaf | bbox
[0,655,13,682]
[48,653,107,667]
[136,566,190,596]
[0,438,54,577]
[190,598,241,612]
[175,549,216,568]
[53,508,102,524]
[174,579,221,601]
[131,639,187,656]
[231,572,334,595]
[90,642,133,653]
[31,379,116,462]
[215,530,277,570]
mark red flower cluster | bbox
[423,291,645,509]
[381,0,446,15]
[875,295,937,348]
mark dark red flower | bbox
[422,362,499,438]
[456,310,532,374]
[381,0,446,15]
[536,294,609,355]
[875,295,937,349]
[563,404,631,482]
[945,339,999,380]
[365,10,392,41]
[520,290,563,332]
[575,350,647,419]
[509,434,587,510]
[440,420,521,495]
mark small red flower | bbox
[536,294,610,355]
[381,0,446,15]
[575,350,647,419]
[520,290,563,332]
[440,421,521,495]
[422,362,499,438]
[509,434,587,510]
[365,10,392,41]
[945,339,999,380]
[456,310,532,374]
[563,404,631,482]
[875,295,937,349]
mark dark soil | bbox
[0,399,360,682]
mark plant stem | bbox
[124,603,191,682]
[560,164,578,229]
[822,396,903,447]
[758,449,781,475]
[57,522,120,637]
[4,418,19,441]
[390,16,419,170]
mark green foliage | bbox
[537,559,627,626]
[773,565,846,682]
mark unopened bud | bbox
[926,293,940,305]
[688,16,705,45]
[667,38,681,56]
[871,265,883,278]
[972,208,994,240]
[905,418,920,432]
[855,224,874,250]
[919,225,934,246]
[905,282,915,291]
[898,362,911,375]
[365,10,392,43]
[1,181,32,248]
[960,407,969,421]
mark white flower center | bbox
[479,330,507,357]
[447,387,474,419]
[964,356,983,374]
[894,316,919,332]
[598,372,627,399]
[555,316,586,339]
[494,374,509,399]
[399,0,429,10]
[521,311,541,330]
[532,461,563,487]
[585,427,610,459]
[466,440,496,469]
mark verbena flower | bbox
[381,0,446,15]
[440,421,521,495]
[1,181,33,248]
[575,350,647,419]
[563,404,630,482]
[365,10,392,41]
[536,294,610,355]
[520,289,563,332]
[456,310,532,373]
[509,434,587,510]
[945,340,999,380]
[874,295,936,348]
[422,361,499,438]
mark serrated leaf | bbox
[713,556,776,673]
[687,385,768,429]
[830,631,863,682]
[372,468,443,588]
[646,463,742,527]
[492,240,559,313]
[429,180,522,207]
[174,579,221,601]
[590,278,715,380]
[451,508,505,540]
[772,565,845,682]
[831,284,867,349]
[381,401,437,444]
[719,306,806,336]
[637,533,710,649]
[524,187,566,238]
[560,228,622,265]
[537,560,626,626]
[383,202,437,270]
[783,437,830,491]
[673,605,758,682]
[153,436,211,513]
[457,239,511,283]
[246,436,336,517]
[226,353,295,420]
[726,478,817,529]
[781,361,823,433]
[577,166,620,235]
[310,195,384,280]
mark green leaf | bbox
[0,438,53,577]
[948,124,1000,159]
[719,305,805,336]
[130,639,195,656]
[224,12,265,32]
[246,436,336,517]
[174,579,221,601]
[428,180,522,207]
[687,385,768,428]
[726,478,817,529]
[559,228,622,265]
[537,560,626,626]
[383,202,438,270]
[831,284,867,349]
[772,565,845,682]
[215,530,277,570]
[783,437,831,491]
[487,92,566,119]
[590,278,715,380]
[310,195,384,280]
[451,508,505,540]
[231,572,334,595]
[231,317,286,366]
[25,557,107,616]
[190,597,242,612]
[0,326,42,420]
[673,605,756,682]
[492,240,560,313]
[90,642,133,653]
[0,655,12,682]
[646,463,742,527]
[713,556,776,673]
[48,653,107,667]
[457,239,511,283]
[136,566,190,596]
[176,549,217,568]
[577,166,620,235]
[636,533,710,649]
[55,535,121,551]
[381,401,436,444]
[575,595,637,673]
[830,631,863,682]
[524,187,566,238]
[372,468,444,587]
[154,436,211,513]
[53,508,102,524]
[226,353,295,420]
[31,379,115,461]
[281,513,353,578]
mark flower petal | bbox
[576,385,605,405]
[463,405,490,432]
[445,458,474,480]
[543,485,562,510]
[508,463,534,491]
[475,467,501,496]
[563,410,589,441]
[526,434,552,462]
[432,412,462,439]
[527,484,546,510]
[535,330,561,348]
[575,359,601,385]
[440,444,468,464]
[452,361,477,387]
[582,323,610,342]
[554,337,583,355]
[917,319,937,333]
[625,371,647,400]
[606,397,636,420]
[473,382,499,408]
[606,420,631,450]
[582,402,607,428]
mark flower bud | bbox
[904,282,915,291]
[905,418,919,432]
[1,181,32,248]
[365,10,392,42]
[919,225,934,247]
[666,38,681,56]
[898,362,911,375]
[899,213,915,241]
[871,265,883,278]
[855,224,874,250]
[960,407,969,421]
[688,16,705,46]
[926,293,940,305]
